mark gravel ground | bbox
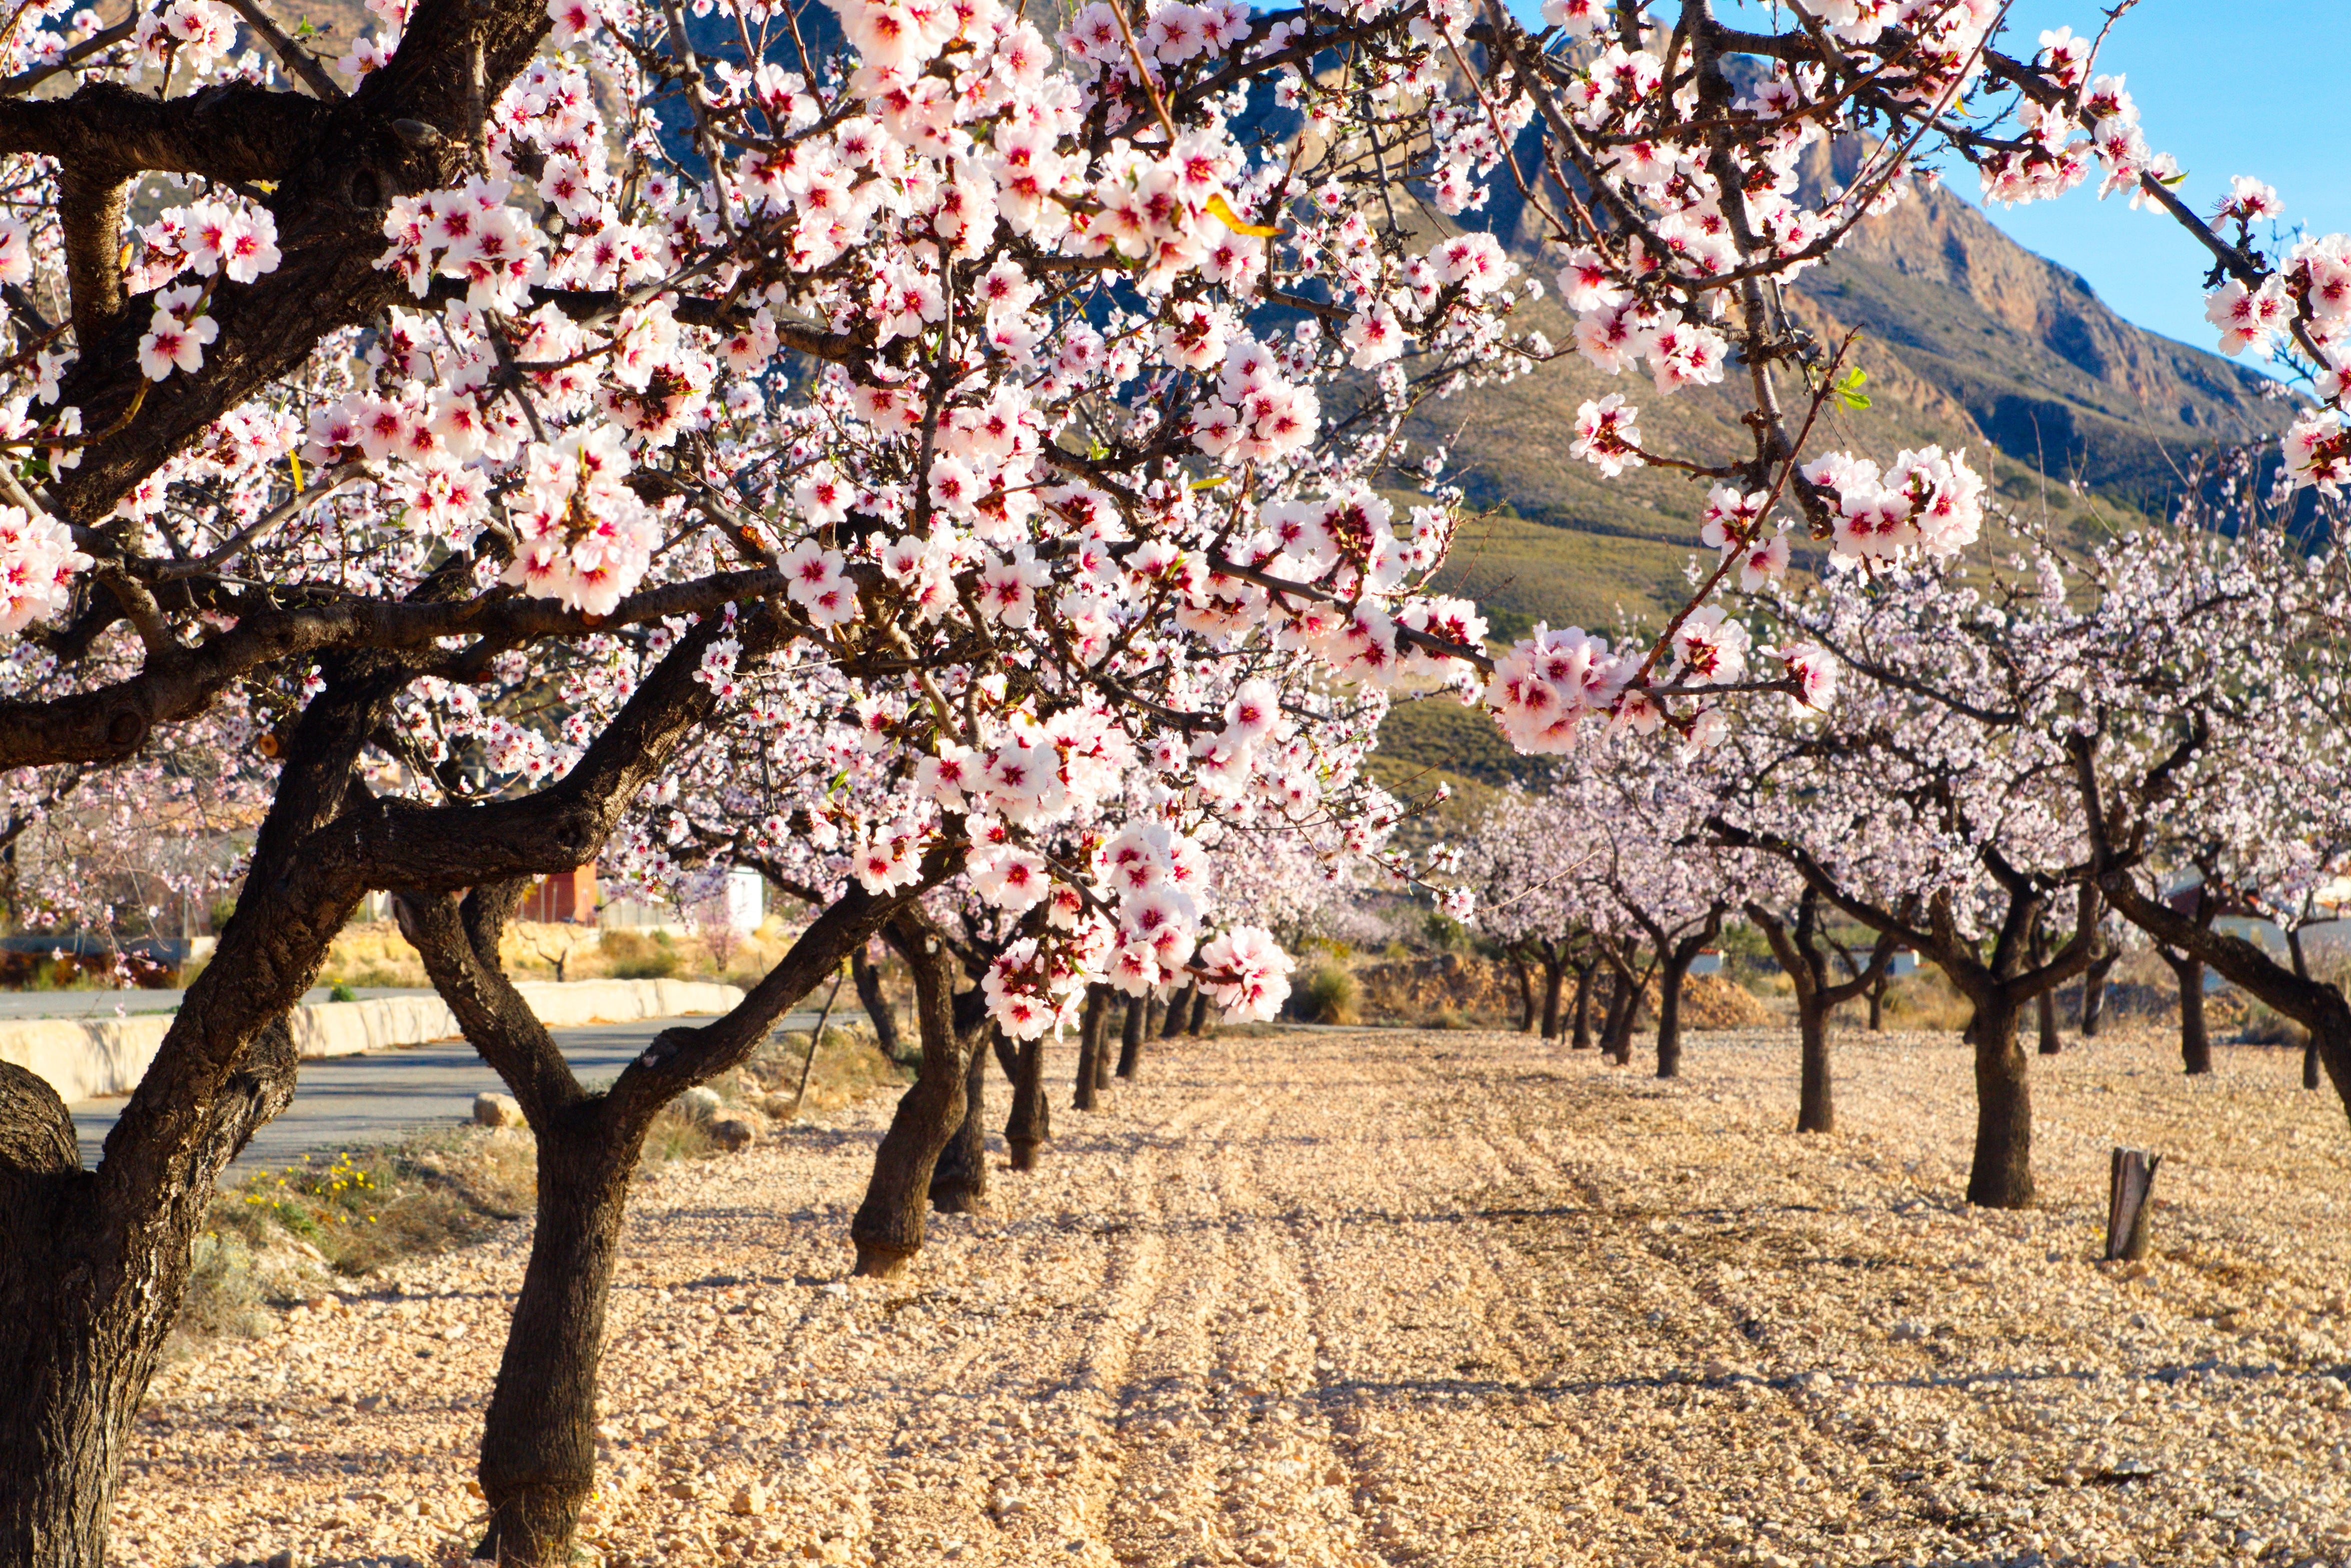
[110,1022,2351,1568]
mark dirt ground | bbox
[109,1022,2351,1568]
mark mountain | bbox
[1400,135,2291,637]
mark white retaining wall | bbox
[2,979,745,1105]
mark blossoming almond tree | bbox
[1709,552,2102,1209]
[0,0,2340,1557]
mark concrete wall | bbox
[2,979,746,1105]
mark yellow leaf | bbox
[1205,192,1281,238]
[287,450,303,488]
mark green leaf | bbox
[1831,366,1872,411]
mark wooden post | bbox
[2104,1148,2162,1262]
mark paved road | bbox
[68,1011,821,1174]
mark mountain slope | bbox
[1406,136,2287,635]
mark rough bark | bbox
[2036,988,2062,1056]
[474,1119,638,1564]
[1540,959,1566,1041]
[2080,952,2118,1037]
[1073,985,1109,1110]
[1162,982,1195,1038]
[850,918,967,1277]
[1004,1033,1049,1171]
[1186,986,1210,1036]
[1100,1001,1126,1090]
[1965,995,2034,1209]
[1115,994,1147,1078]
[1866,974,1886,1032]
[1750,895,1895,1137]
[927,1037,990,1215]
[1508,954,1535,1033]
[1655,955,1692,1078]
[852,946,909,1065]
[2159,949,2211,1076]
[1569,961,1595,1050]
[1599,968,1638,1063]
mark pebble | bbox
[105,1023,2351,1568]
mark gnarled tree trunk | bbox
[852,945,909,1065]
[1116,994,1148,1078]
[1965,995,2034,1209]
[2036,989,2062,1056]
[2079,952,2118,1037]
[0,1029,294,1567]
[1540,959,1567,1041]
[927,1032,990,1215]
[1655,954,1693,1080]
[474,1115,640,1564]
[1074,985,1109,1110]
[2162,949,2211,1075]
[1005,1033,1049,1171]
[1508,955,1535,1033]
[1570,960,1595,1050]
[1105,999,1134,1088]
[851,922,967,1277]
[1186,986,1210,1036]
[1162,982,1195,1038]
[1796,993,1833,1134]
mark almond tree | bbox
[2059,518,2351,1119]
[0,0,2331,1554]
[1711,554,2100,1208]
[1742,864,1900,1134]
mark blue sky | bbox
[1502,2,2350,357]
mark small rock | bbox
[731,1482,767,1516]
[677,1086,724,1122]
[472,1093,523,1129]
[710,1114,759,1152]
[264,1552,301,1568]
[663,1478,700,1501]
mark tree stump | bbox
[2104,1148,2162,1262]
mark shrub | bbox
[327,982,357,1003]
[1297,964,1359,1025]
[601,930,681,980]
[2239,1002,2310,1049]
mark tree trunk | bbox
[1655,956,1692,1080]
[1074,985,1108,1110]
[1162,983,1194,1039]
[849,931,967,1277]
[2169,953,2212,1075]
[1601,971,1638,1063]
[1005,1033,1049,1171]
[926,1034,989,1215]
[2307,1041,2323,1091]
[1866,974,1886,1032]
[2080,953,2117,1037]
[1105,998,1133,1089]
[1964,994,2035,1210]
[1540,960,1567,1040]
[0,1020,298,1566]
[474,1118,640,1564]
[1570,961,1595,1050]
[852,946,909,1065]
[1116,995,1148,1078]
[1509,955,1535,1033]
[1796,991,1833,1134]
[2036,988,2062,1056]
[1187,986,1210,1036]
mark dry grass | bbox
[309,916,815,990]
[174,1024,910,1352]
